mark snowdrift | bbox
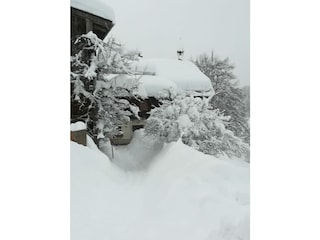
[71,134,249,240]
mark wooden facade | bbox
[71,7,114,40]
[70,129,87,146]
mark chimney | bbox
[177,37,184,61]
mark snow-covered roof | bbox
[101,58,214,98]
[101,74,177,99]
[71,0,116,23]
[133,59,214,94]
[139,75,178,98]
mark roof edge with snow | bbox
[71,0,116,23]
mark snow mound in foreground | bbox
[109,130,165,171]
[71,137,249,240]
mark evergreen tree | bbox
[194,53,250,144]
[71,32,140,144]
[242,85,250,118]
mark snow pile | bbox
[71,0,116,23]
[71,130,249,240]
[70,121,86,131]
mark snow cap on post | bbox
[71,0,116,23]
[70,121,87,131]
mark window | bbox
[139,100,150,112]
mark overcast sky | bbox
[106,0,249,86]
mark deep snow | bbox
[71,131,249,240]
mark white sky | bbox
[106,0,249,86]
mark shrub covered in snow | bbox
[144,93,249,160]
[71,32,140,143]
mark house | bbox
[71,0,115,40]
[109,58,214,145]
[70,1,214,146]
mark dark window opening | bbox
[139,100,151,112]
[132,125,144,131]
[138,112,150,119]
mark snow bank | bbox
[71,0,116,23]
[109,130,165,170]
[86,135,100,152]
[71,142,125,240]
[71,131,249,240]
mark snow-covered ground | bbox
[71,130,249,240]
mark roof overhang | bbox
[71,0,115,23]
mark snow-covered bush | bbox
[144,118,181,143]
[71,32,140,144]
[144,93,249,159]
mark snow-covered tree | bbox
[144,93,249,159]
[193,52,250,144]
[71,32,140,144]
[242,85,250,118]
